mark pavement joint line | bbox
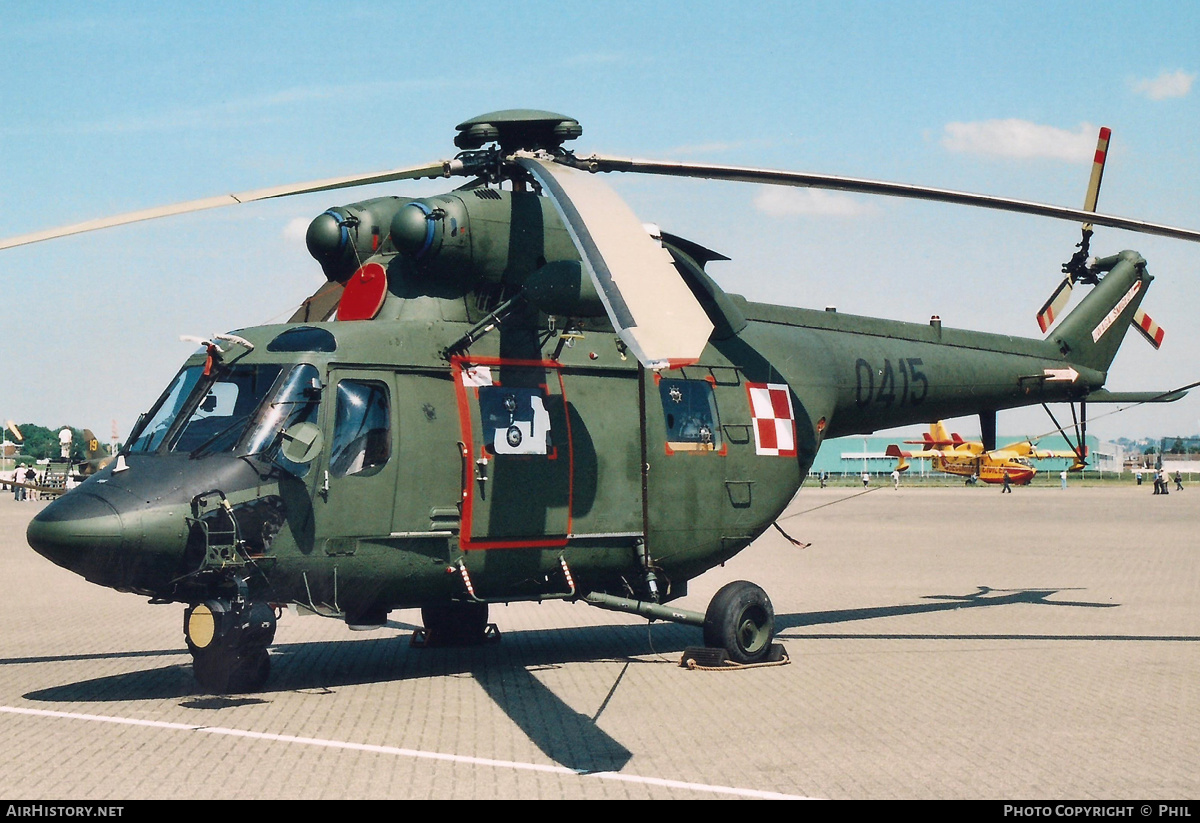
[0,705,813,800]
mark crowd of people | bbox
[1139,468,1185,495]
[6,466,42,500]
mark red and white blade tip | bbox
[1037,277,1074,333]
[1132,307,1165,349]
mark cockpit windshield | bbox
[127,363,289,455]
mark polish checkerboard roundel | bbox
[746,382,796,457]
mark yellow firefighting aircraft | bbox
[886,421,1084,485]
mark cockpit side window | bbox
[242,363,322,476]
[329,380,391,478]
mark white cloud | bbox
[283,216,310,243]
[940,119,1098,162]
[753,187,874,217]
[1131,69,1195,100]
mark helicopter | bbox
[8,109,1198,694]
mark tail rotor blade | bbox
[1081,127,1112,230]
[1037,276,1074,333]
[1131,307,1165,349]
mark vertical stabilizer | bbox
[1048,251,1150,374]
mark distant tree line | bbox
[6,423,103,463]
[1143,437,1200,455]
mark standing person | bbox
[819,471,827,489]
[1174,471,1184,491]
[1160,469,1170,495]
[1136,469,1143,486]
[891,468,900,489]
[1002,469,1012,493]
[1060,470,1068,490]
[1153,471,1162,494]
[861,471,869,488]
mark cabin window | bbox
[658,378,722,452]
[329,379,391,477]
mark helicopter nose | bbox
[27,492,125,578]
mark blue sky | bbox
[1,1,1197,443]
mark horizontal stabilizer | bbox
[1083,386,1192,404]
[885,444,912,472]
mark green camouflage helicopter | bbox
[7,110,1196,693]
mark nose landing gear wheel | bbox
[702,581,775,664]
[185,601,277,694]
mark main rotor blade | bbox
[288,280,345,323]
[515,153,714,370]
[0,160,457,251]
[567,155,1200,243]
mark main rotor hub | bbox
[454,109,582,153]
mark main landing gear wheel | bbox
[417,601,495,646]
[703,581,775,664]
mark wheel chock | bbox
[680,643,789,670]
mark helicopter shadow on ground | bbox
[774,584,1139,640]
[17,583,1136,705]
[20,585,1167,772]
[20,620,699,774]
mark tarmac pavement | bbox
[0,483,1197,800]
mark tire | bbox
[229,647,271,693]
[192,646,233,694]
[193,644,271,694]
[703,581,775,664]
[421,601,489,645]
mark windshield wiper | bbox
[188,413,255,458]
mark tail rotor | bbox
[1037,127,1111,332]
[1035,127,1166,349]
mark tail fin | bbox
[82,429,103,461]
[1050,251,1151,373]
[930,421,951,445]
[885,444,911,472]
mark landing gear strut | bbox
[583,579,781,665]
[184,599,277,694]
